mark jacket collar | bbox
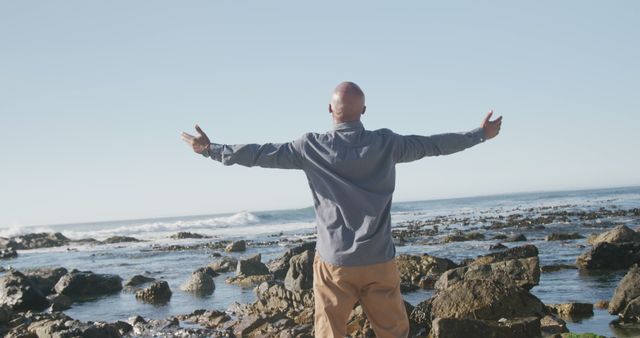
[333,120,364,131]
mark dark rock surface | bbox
[208,256,238,273]
[436,257,540,291]
[102,236,141,244]
[0,270,49,312]
[547,303,594,319]
[54,270,123,300]
[225,240,247,252]
[546,232,584,241]
[268,241,316,279]
[609,265,640,321]
[24,267,68,295]
[236,254,270,276]
[504,233,527,242]
[430,316,541,338]
[125,274,155,287]
[576,242,640,270]
[0,248,17,259]
[11,232,70,249]
[396,254,458,290]
[170,232,210,239]
[284,249,314,292]
[470,244,539,266]
[135,281,172,304]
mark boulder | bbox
[47,294,72,311]
[24,267,68,295]
[540,315,568,334]
[436,257,540,291]
[609,265,640,321]
[102,236,141,244]
[54,271,123,299]
[0,270,49,311]
[430,317,541,338]
[547,303,594,318]
[489,243,508,250]
[177,309,230,328]
[284,249,314,292]
[135,281,172,304]
[209,256,238,273]
[125,275,155,287]
[11,232,70,249]
[181,271,215,295]
[588,225,640,245]
[225,240,247,252]
[546,232,583,241]
[170,232,210,239]
[470,244,539,266]
[236,254,270,276]
[267,241,316,279]
[576,242,640,269]
[396,254,458,290]
[443,231,485,243]
[0,248,17,259]
[422,279,547,321]
[504,234,527,242]
[0,237,19,250]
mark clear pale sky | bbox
[1,1,638,227]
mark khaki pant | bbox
[313,255,409,338]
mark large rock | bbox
[470,244,539,266]
[170,232,210,239]
[284,250,314,292]
[430,317,541,338]
[0,237,19,250]
[396,254,458,290]
[588,225,640,245]
[225,240,247,252]
[125,275,155,287]
[546,232,583,241]
[209,256,238,273]
[609,265,640,321]
[236,254,270,276]
[24,267,68,295]
[181,271,215,295]
[4,311,123,338]
[415,279,547,321]
[11,232,70,249]
[54,270,123,299]
[0,248,17,259]
[267,241,316,279]
[436,257,540,291]
[135,281,172,304]
[576,242,640,269]
[547,303,593,318]
[0,270,49,311]
[102,236,141,244]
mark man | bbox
[182,82,502,337]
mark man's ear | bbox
[362,106,367,115]
[328,104,333,114]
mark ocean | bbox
[2,186,640,337]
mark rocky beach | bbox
[2,186,640,337]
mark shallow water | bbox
[3,186,640,336]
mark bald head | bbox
[329,82,366,123]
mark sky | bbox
[1,1,639,227]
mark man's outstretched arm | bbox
[181,125,304,169]
[393,110,502,163]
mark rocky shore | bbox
[1,205,640,337]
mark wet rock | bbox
[225,240,247,252]
[547,303,593,319]
[546,232,583,241]
[609,265,640,321]
[233,314,268,336]
[443,231,485,243]
[102,236,141,244]
[54,270,123,300]
[588,225,640,245]
[0,248,17,259]
[0,270,49,312]
[422,279,547,321]
[124,275,155,287]
[430,317,541,338]
[470,244,539,266]
[11,232,70,249]
[0,237,19,251]
[208,256,238,273]
[181,271,215,295]
[540,315,568,334]
[178,309,230,328]
[576,242,640,269]
[489,243,508,250]
[12,312,123,338]
[47,294,72,311]
[226,274,273,287]
[267,241,316,279]
[236,254,270,276]
[541,264,577,273]
[284,250,314,292]
[135,281,172,304]
[24,267,68,295]
[169,232,210,239]
[594,300,609,309]
[436,257,540,291]
[396,254,458,290]
[504,234,527,242]
[252,281,314,321]
[194,266,219,278]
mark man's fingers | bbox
[195,124,207,137]
[181,132,195,144]
[483,110,494,125]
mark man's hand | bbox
[481,110,502,140]
[181,124,211,155]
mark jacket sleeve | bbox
[206,136,306,170]
[392,127,485,163]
